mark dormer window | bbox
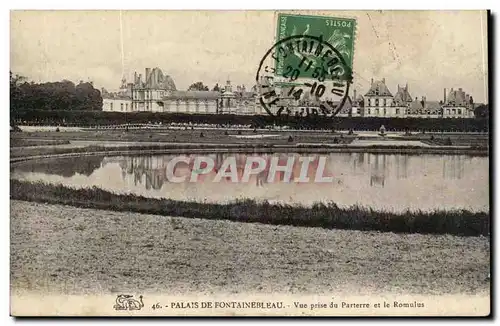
[375,89,379,95]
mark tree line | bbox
[11,109,489,132]
[10,72,102,115]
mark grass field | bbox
[10,200,490,296]
[10,138,71,148]
[10,129,489,147]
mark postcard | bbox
[10,10,490,317]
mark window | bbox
[383,108,386,115]
[396,108,400,115]
[452,109,456,115]
[120,103,123,111]
[110,103,113,110]
[446,109,450,115]
[383,99,386,107]
[375,99,379,106]
[457,109,462,115]
[367,109,371,114]
[375,108,379,115]
[125,104,128,111]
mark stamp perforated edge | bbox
[271,10,358,92]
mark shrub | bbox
[10,109,489,132]
[9,179,490,236]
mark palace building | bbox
[102,68,260,115]
[102,68,478,118]
[357,78,476,118]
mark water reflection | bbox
[103,153,338,189]
[11,156,103,178]
[11,152,489,212]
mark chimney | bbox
[459,87,463,92]
[353,89,357,101]
[127,83,133,97]
[134,72,138,84]
[371,78,373,85]
[145,68,151,84]
[444,88,446,103]
[405,83,408,91]
[382,77,385,83]
[138,74,142,85]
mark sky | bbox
[10,10,489,103]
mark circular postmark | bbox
[256,34,353,118]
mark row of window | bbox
[369,99,389,107]
[446,109,463,115]
[366,108,391,115]
[364,108,464,116]
[131,91,166,100]
[108,102,129,111]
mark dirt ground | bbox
[10,200,490,297]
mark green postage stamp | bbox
[275,13,357,79]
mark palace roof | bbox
[409,100,423,111]
[102,93,131,100]
[364,79,393,97]
[393,84,413,105]
[164,91,220,100]
[145,68,177,90]
[424,101,442,111]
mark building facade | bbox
[102,69,479,118]
[103,68,260,115]
[442,88,475,118]
[357,79,476,118]
[101,77,133,113]
[363,78,395,117]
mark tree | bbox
[10,71,27,116]
[474,104,489,118]
[187,82,209,91]
[9,72,103,113]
